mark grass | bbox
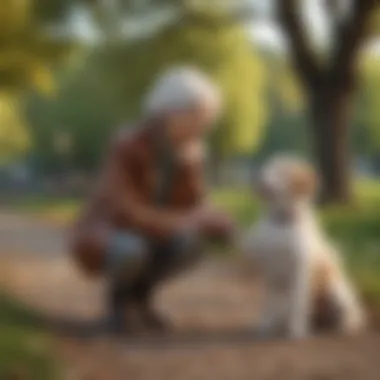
[0,294,61,380]
[6,180,380,303]
[7,196,81,225]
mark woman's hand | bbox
[181,206,236,240]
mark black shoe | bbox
[138,305,172,333]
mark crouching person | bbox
[69,67,234,333]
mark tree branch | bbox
[277,0,321,88]
[330,0,377,86]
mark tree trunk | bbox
[310,88,353,204]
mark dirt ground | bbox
[2,212,380,380]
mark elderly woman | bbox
[70,67,234,333]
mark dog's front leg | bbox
[329,274,367,334]
[287,252,312,339]
[257,291,283,339]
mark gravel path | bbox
[1,211,380,380]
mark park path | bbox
[2,210,380,380]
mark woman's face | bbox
[166,102,219,145]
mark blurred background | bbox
[2,1,380,379]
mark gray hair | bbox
[144,67,222,116]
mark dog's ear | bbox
[292,165,319,199]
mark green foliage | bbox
[34,0,76,22]
[0,0,72,93]
[255,53,309,158]
[369,7,380,36]
[0,96,30,164]
[0,0,76,163]
[258,111,310,159]
[93,8,267,157]
[26,66,121,172]
[358,55,380,153]
[0,294,60,380]
[27,8,268,171]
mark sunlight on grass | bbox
[0,294,61,380]
[9,196,80,225]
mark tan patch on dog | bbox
[290,163,318,199]
[312,260,335,296]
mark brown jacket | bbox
[70,122,205,275]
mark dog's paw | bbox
[287,324,311,340]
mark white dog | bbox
[243,156,366,339]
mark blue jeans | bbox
[105,230,203,329]
[106,231,148,282]
[106,230,203,287]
